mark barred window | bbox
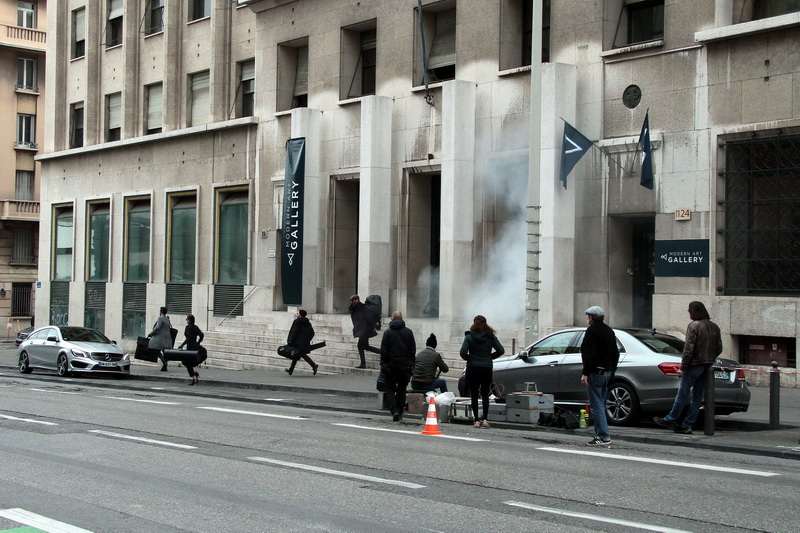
[723,132,800,295]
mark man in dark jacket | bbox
[380,310,416,421]
[411,333,449,393]
[580,306,620,446]
[349,294,381,369]
[654,301,722,434]
[286,309,319,376]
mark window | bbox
[106,93,122,142]
[15,170,33,200]
[613,0,664,47]
[16,114,36,148]
[107,0,123,48]
[12,283,33,317]
[190,70,210,126]
[216,188,248,285]
[239,60,255,117]
[414,4,457,85]
[73,8,86,59]
[87,202,110,282]
[53,206,74,281]
[500,0,551,70]
[17,58,37,91]
[71,102,84,148]
[341,22,377,99]
[277,40,309,111]
[722,132,800,295]
[190,0,211,22]
[17,2,36,29]
[754,0,800,19]
[12,228,35,264]
[125,198,151,282]
[145,83,163,134]
[146,0,164,34]
[168,194,197,283]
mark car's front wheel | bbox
[606,381,641,426]
[56,354,70,377]
[18,351,32,374]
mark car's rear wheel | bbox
[606,381,641,426]
[57,354,70,377]
[18,352,32,374]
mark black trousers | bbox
[467,366,493,421]
[357,337,381,365]
[288,353,316,372]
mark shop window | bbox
[71,102,84,148]
[125,197,151,282]
[73,8,86,58]
[146,0,164,34]
[87,202,110,282]
[145,83,163,134]
[215,187,248,285]
[168,193,197,283]
[415,3,456,85]
[190,70,210,126]
[53,205,74,281]
[341,22,377,99]
[107,0,123,48]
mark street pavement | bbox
[2,341,799,461]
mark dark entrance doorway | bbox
[631,218,654,328]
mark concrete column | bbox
[291,108,322,311]
[538,63,577,333]
[358,96,393,302]
[44,1,67,152]
[211,0,232,122]
[439,80,476,322]
[123,0,140,138]
[715,0,733,27]
[164,2,183,130]
[85,2,102,146]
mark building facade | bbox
[0,0,45,334]
[37,0,800,382]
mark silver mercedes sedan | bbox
[18,326,131,378]
[459,328,750,425]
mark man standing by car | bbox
[580,306,620,446]
[654,301,722,435]
[380,310,416,421]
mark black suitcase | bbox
[134,336,160,362]
[163,349,198,364]
[365,294,382,329]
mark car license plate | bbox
[96,361,117,367]
[714,370,728,380]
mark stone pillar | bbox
[358,96,393,302]
[715,0,733,27]
[291,108,322,311]
[439,80,476,322]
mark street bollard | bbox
[769,361,780,430]
[704,364,715,436]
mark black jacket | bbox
[287,316,315,353]
[460,331,505,368]
[179,324,204,351]
[350,301,377,338]
[380,319,416,370]
[580,320,620,375]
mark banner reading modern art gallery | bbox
[281,138,305,305]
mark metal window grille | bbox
[50,281,70,326]
[166,283,193,315]
[12,283,32,316]
[722,133,800,295]
[12,227,34,263]
[213,285,244,317]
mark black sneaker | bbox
[653,416,677,429]
[587,437,611,446]
[392,413,401,422]
[674,426,692,434]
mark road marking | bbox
[28,388,79,395]
[249,457,425,489]
[334,423,487,442]
[263,398,288,402]
[196,406,307,420]
[88,430,197,449]
[537,447,778,477]
[0,414,57,426]
[505,501,690,533]
[0,508,92,533]
[97,396,180,405]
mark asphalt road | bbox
[1,373,798,533]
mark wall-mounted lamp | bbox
[0,288,6,297]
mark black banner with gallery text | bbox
[281,138,305,305]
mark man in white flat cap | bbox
[580,306,620,446]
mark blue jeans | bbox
[664,364,710,429]
[587,372,611,441]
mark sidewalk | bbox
[2,342,799,460]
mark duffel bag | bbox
[134,336,160,362]
[162,349,198,363]
[277,344,302,361]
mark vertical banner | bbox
[281,138,305,305]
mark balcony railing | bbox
[0,200,40,221]
[0,24,46,51]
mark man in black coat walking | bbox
[349,294,381,368]
[285,309,319,376]
[380,310,416,421]
[580,306,620,446]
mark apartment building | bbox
[0,0,45,333]
[37,1,800,381]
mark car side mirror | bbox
[47,336,57,342]
[519,351,530,362]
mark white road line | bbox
[263,398,288,402]
[0,507,93,533]
[537,447,778,477]
[196,406,307,420]
[88,430,197,449]
[249,457,425,489]
[0,413,58,426]
[98,395,180,405]
[28,388,79,395]
[334,423,487,442]
[505,501,691,533]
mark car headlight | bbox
[71,349,88,358]
[122,352,130,361]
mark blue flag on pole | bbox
[559,121,594,189]
[639,112,654,189]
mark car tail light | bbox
[658,363,682,376]
[735,368,746,381]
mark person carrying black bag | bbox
[148,306,174,372]
[285,309,319,376]
[177,314,204,385]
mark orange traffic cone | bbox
[420,395,442,436]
